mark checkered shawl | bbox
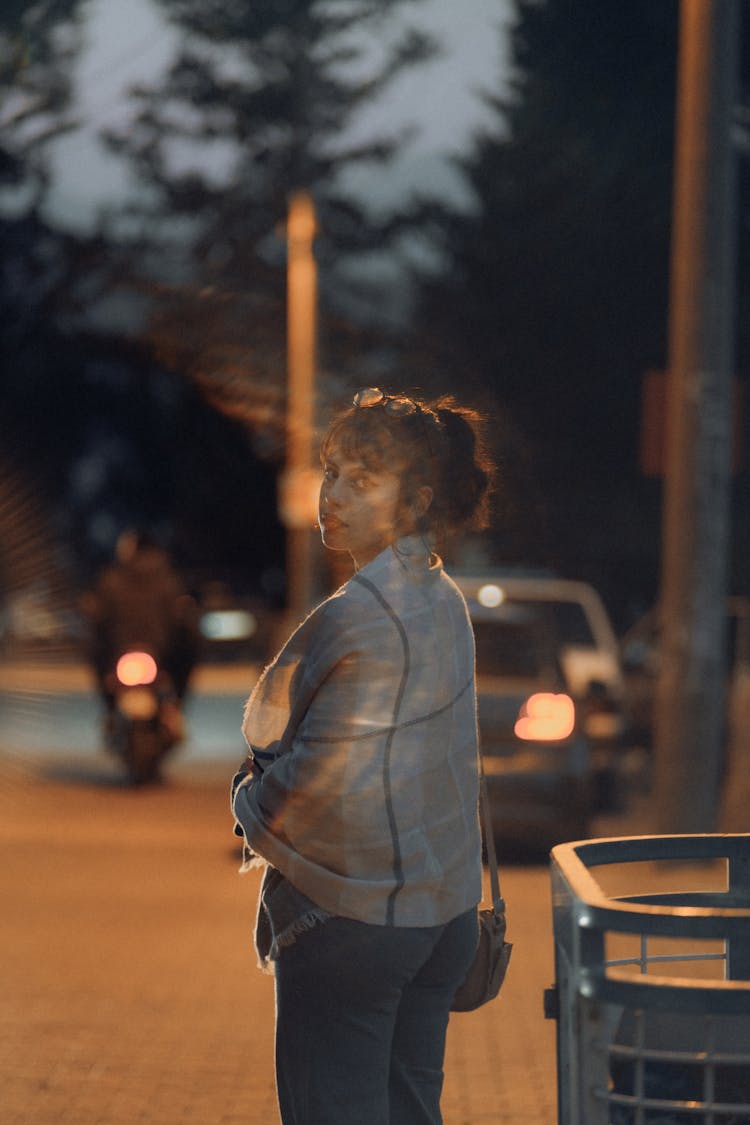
[232,537,483,927]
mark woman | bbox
[231,387,493,1125]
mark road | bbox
[1,659,561,1123]
[0,660,261,768]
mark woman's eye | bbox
[323,467,336,482]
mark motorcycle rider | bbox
[85,530,200,731]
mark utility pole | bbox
[280,191,320,623]
[653,0,739,833]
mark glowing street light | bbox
[282,191,319,618]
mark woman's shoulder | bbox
[302,578,376,639]
[310,545,466,626]
[439,567,469,602]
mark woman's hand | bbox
[230,762,262,836]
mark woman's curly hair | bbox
[321,389,494,540]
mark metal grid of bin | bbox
[548,834,750,1124]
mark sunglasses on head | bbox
[352,387,417,416]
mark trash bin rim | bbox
[551,834,750,928]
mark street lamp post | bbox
[281,191,320,622]
[653,0,739,832]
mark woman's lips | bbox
[320,514,344,530]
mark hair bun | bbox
[429,398,492,533]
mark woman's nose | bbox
[324,479,343,506]
[321,479,341,508]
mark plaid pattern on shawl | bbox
[232,537,483,927]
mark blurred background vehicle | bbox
[103,647,185,785]
[620,596,750,753]
[195,579,277,664]
[454,572,637,849]
[79,531,201,784]
[83,532,200,703]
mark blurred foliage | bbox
[0,0,83,189]
[406,0,750,614]
[1,0,440,587]
[411,1,680,468]
[1,0,90,481]
[105,0,434,255]
[100,0,438,396]
[2,0,749,615]
[0,0,89,357]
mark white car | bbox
[453,573,633,848]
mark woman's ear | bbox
[414,485,433,518]
[398,483,433,534]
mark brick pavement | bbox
[1,750,559,1125]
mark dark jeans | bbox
[273,907,478,1125]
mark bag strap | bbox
[478,745,504,913]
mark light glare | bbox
[200,610,257,641]
[478,584,505,608]
[116,651,158,686]
[514,693,575,741]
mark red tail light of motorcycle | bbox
[514,692,575,741]
[116,651,158,687]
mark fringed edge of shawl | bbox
[258,907,330,971]
[238,840,265,874]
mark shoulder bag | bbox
[451,753,513,1012]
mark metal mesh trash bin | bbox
[548,835,750,1124]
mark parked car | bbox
[453,573,634,848]
[620,596,750,749]
[196,580,276,662]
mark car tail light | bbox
[514,693,575,741]
[116,651,158,687]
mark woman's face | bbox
[318,446,407,568]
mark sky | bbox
[45,0,515,230]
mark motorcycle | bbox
[104,649,185,784]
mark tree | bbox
[0,0,88,455]
[411,0,750,616]
[0,2,95,609]
[0,4,294,584]
[409,1,684,607]
[101,0,438,405]
[0,1,83,193]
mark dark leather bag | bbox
[451,761,513,1012]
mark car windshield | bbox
[472,616,562,680]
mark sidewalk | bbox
[1,750,558,1125]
